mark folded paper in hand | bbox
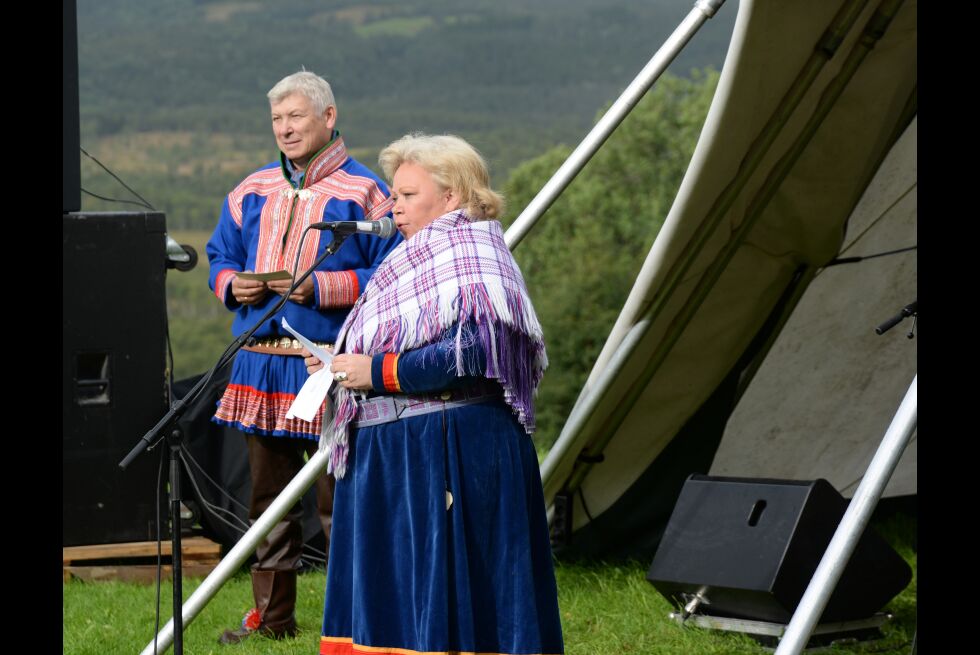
[236,270,291,281]
[282,317,334,422]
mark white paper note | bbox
[282,318,334,422]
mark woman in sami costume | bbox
[307,133,564,655]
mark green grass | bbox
[553,555,915,655]
[64,515,916,654]
[63,570,325,655]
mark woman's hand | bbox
[331,354,373,390]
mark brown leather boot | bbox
[218,569,298,644]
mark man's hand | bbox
[232,272,269,306]
[268,275,314,305]
[302,348,324,375]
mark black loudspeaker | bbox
[647,475,912,624]
[63,0,80,213]
[63,212,170,546]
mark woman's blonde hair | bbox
[379,133,505,219]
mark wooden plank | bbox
[63,536,221,565]
[64,562,219,585]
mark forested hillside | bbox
[77,0,735,227]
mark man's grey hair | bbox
[267,71,336,115]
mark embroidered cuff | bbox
[215,269,238,306]
[371,353,401,393]
[315,270,360,309]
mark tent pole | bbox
[504,0,728,251]
[774,375,917,655]
[541,0,871,494]
[543,0,902,502]
[575,0,871,393]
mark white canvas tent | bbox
[711,118,916,496]
[539,0,917,554]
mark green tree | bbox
[502,69,720,451]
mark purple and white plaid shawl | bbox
[322,209,548,477]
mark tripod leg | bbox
[169,429,184,655]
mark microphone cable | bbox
[79,146,156,210]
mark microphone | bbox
[310,216,397,238]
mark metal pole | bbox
[504,0,727,251]
[775,375,917,655]
[140,448,331,655]
[540,316,651,485]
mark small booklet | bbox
[282,318,335,423]
[236,270,292,281]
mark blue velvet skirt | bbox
[319,398,564,655]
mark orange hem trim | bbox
[319,636,560,655]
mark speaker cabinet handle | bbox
[747,499,767,526]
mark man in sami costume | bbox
[205,70,400,645]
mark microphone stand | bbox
[119,230,353,655]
